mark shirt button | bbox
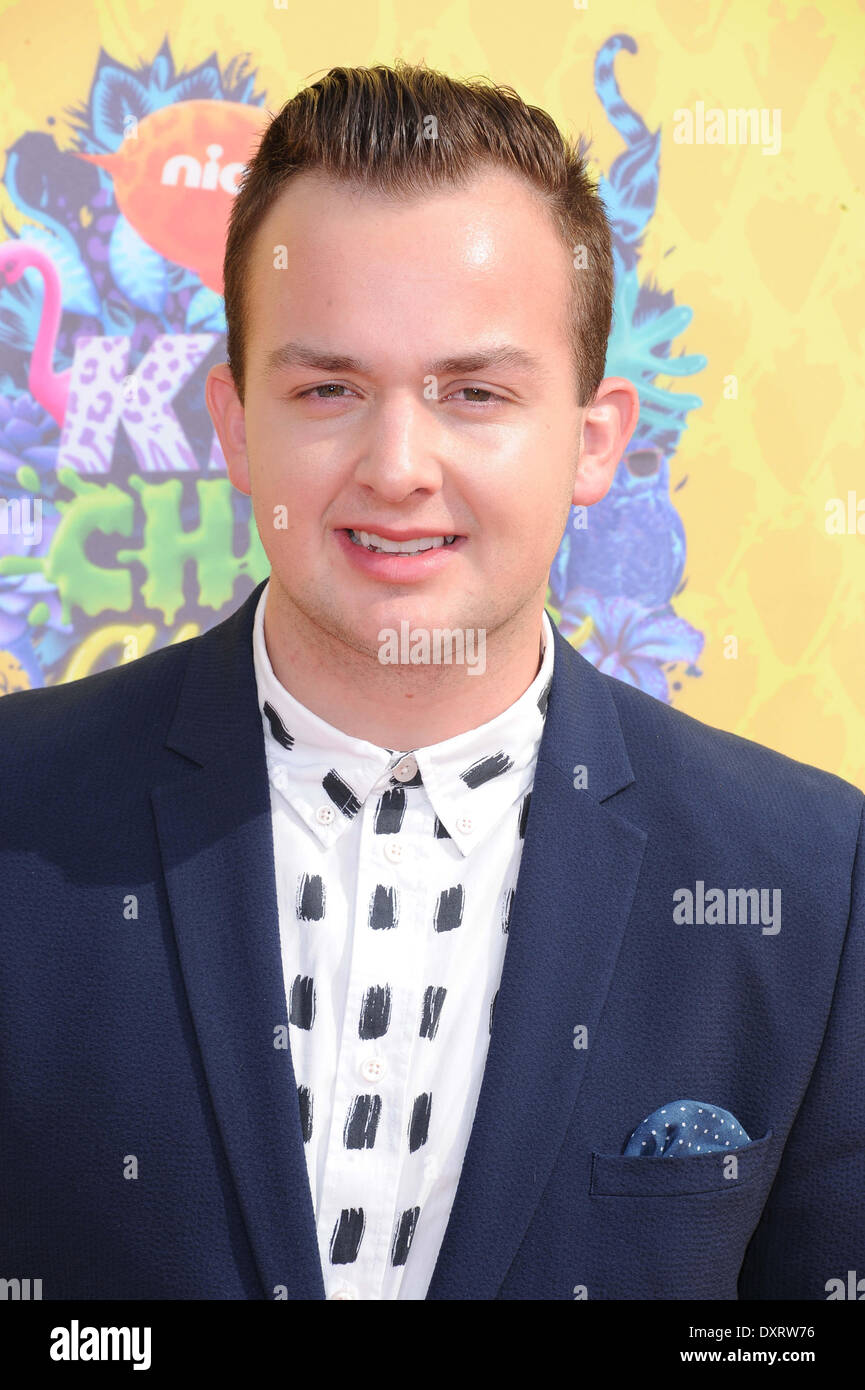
[384,841,404,863]
[315,805,335,825]
[361,1056,386,1083]
[423,1154,440,1181]
[394,755,418,781]
[328,1284,357,1300]
[455,815,473,835]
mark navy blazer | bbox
[1,577,863,1300]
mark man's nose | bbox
[351,392,445,500]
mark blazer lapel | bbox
[426,620,648,1299]
[151,580,325,1300]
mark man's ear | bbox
[206,364,250,496]
[572,377,640,507]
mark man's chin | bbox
[329,604,477,660]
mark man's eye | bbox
[445,387,505,405]
[297,383,355,400]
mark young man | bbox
[1,62,862,1301]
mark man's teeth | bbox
[348,530,457,554]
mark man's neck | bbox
[261,586,547,749]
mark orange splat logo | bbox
[75,100,268,293]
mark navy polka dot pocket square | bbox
[624,1100,750,1156]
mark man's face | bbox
[225,168,586,655]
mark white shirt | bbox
[252,582,554,1299]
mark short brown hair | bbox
[223,59,613,407]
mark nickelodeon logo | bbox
[75,99,268,294]
[161,143,246,194]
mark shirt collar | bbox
[252,580,554,857]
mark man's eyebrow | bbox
[428,345,546,377]
[263,340,547,379]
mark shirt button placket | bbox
[374,799,419,1294]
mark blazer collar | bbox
[153,578,646,1299]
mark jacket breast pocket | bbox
[590,1129,774,1197]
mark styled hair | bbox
[223,59,613,406]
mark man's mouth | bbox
[345,529,460,555]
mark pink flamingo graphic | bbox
[0,242,70,427]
